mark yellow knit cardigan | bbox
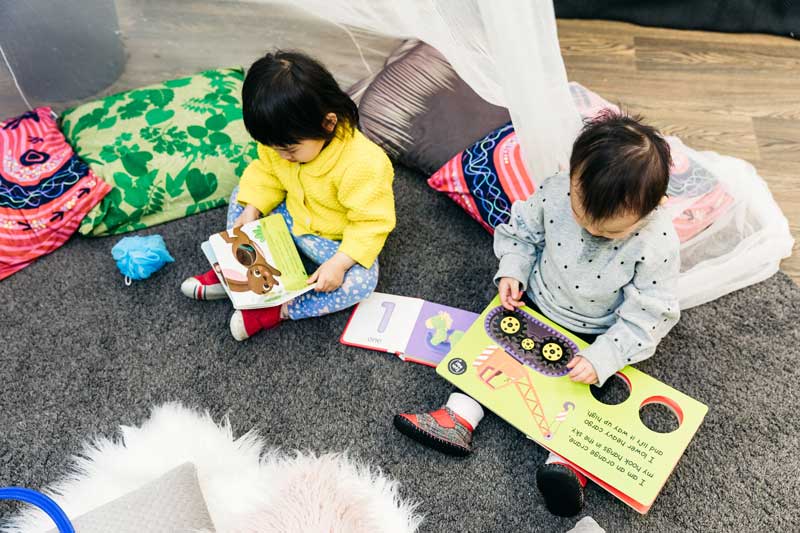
[237,129,396,268]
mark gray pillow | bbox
[46,463,215,533]
[347,39,418,105]
[356,42,510,175]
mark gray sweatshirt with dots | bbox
[493,172,681,386]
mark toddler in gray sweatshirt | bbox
[494,170,680,387]
[394,110,681,518]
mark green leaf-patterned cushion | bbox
[60,68,257,236]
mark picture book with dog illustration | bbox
[341,292,479,367]
[202,215,316,310]
[436,296,708,514]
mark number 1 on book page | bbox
[378,301,396,333]
[340,293,424,354]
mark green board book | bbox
[202,215,315,309]
[436,296,708,514]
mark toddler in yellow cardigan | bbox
[182,51,396,340]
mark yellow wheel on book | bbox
[500,316,521,335]
[521,337,536,351]
[542,342,564,362]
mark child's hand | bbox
[566,356,598,384]
[498,277,524,311]
[233,205,262,228]
[308,252,355,292]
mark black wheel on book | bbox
[516,337,540,367]
[521,337,536,351]
[542,342,564,362]
[499,315,521,335]
[487,310,524,342]
[537,336,573,368]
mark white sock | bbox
[446,392,484,429]
[545,451,586,484]
[545,452,564,465]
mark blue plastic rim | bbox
[0,487,74,533]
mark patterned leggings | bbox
[227,186,379,320]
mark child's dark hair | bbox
[242,50,359,147]
[570,110,671,222]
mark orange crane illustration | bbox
[473,345,556,438]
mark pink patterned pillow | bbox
[0,108,110,280]
[428,83,734,242]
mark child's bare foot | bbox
[229,306,282,341]
[181,268,226,300]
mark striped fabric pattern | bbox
[0,108,110,280]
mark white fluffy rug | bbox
[2,403,423,533]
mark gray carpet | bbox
[1,164,799,532]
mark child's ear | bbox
[322,113,338,133]
[659,195,669,206]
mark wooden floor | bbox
[1,5,798,282]
[557,19,800,282]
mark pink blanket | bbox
[0,108,110,280]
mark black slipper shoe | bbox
[536,463,585,517]
[393,411,472,457]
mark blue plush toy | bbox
[111,235,175,284]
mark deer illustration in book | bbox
[221,226,282,294]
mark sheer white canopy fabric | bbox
[668,141,793,308]
[242,1,794,308]
[271,0,583,182]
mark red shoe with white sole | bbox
[230,306,283,341]
[181,268,227,300]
